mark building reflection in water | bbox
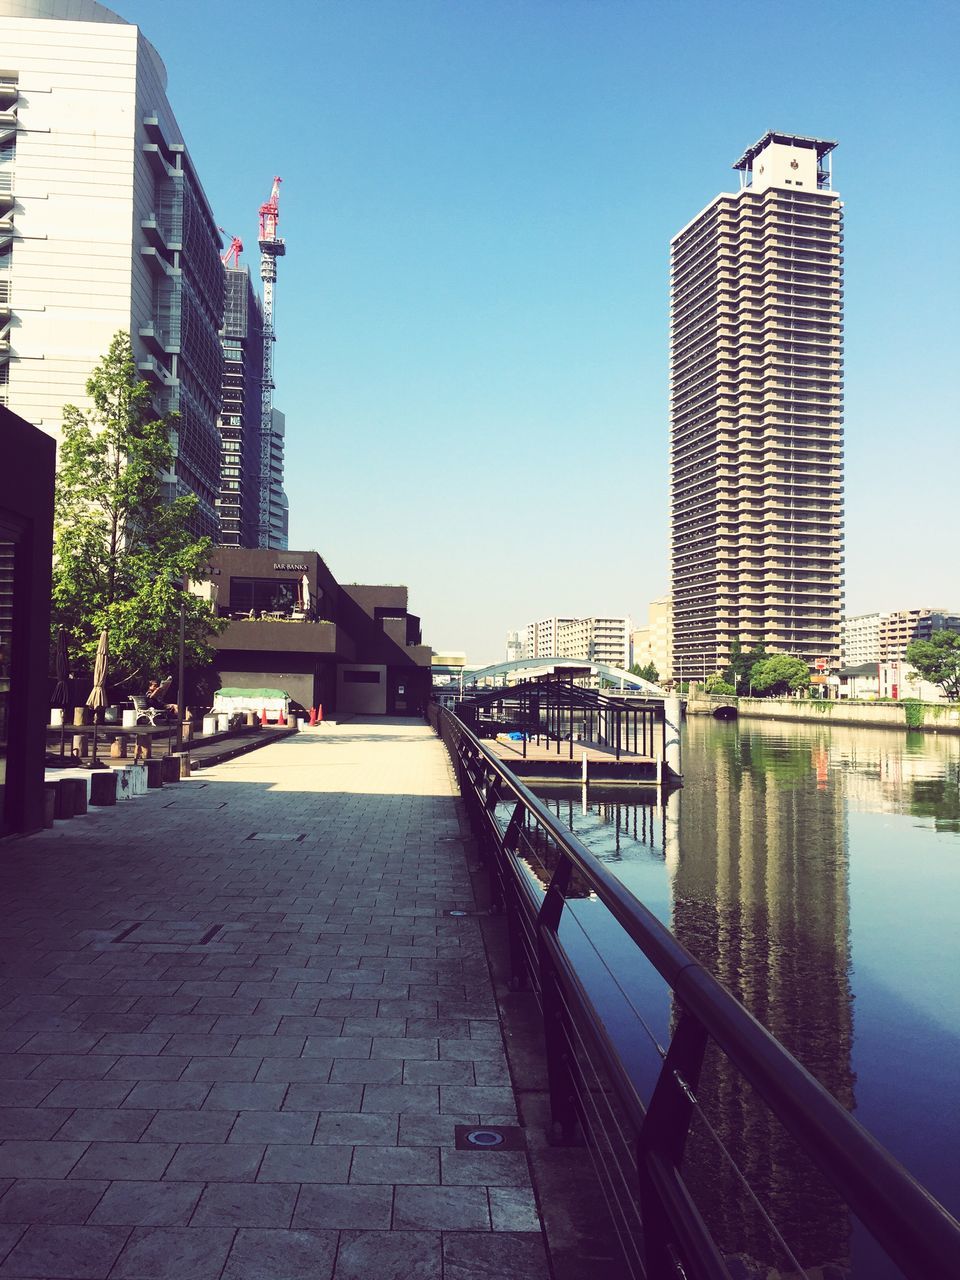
[672,720,854,1273]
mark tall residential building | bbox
[670,132,844,676]
[218,265,263,548]
[879,608,960,661]
[265,408,289,550]
[0,0,224,538]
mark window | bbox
[231,578,298,614]
[343,669,381,684]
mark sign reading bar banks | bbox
[274,563,309,571]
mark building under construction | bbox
[216,178,288,550]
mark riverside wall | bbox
[685,695,960,734]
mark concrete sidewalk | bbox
[0,720,551,1279]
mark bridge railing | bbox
[430,703,960,1280]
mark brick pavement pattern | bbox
[0,721,549,1279]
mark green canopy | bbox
[214,687,289,700]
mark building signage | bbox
[273,563,309,571]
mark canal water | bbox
[534,716,960,1279]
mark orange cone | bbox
[308,707,317,726]
[260,707,268,727]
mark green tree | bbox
[629,661,660,683]
[704,672,736,695]
[749,655,811,697]
[906,631,960,702]
[727,639,766,693]
[52,332,224,695]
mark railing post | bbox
[537,858,578,1141]
[501,803,529,989]
[637,1009,713,1278]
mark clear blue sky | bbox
[125,0,959,663]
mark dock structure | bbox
[450,672,680,785]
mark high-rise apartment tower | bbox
[669,132,844,675]
[218,266,264,548]
[0,0,223,538]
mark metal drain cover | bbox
[454,1124,525,1151]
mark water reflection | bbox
[532,717,960,1277]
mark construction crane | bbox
[257,176,285,546]
[218,227,243,268]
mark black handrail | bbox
[431,703,960,1280]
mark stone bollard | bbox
[43,783,57,827]
[63,777,88,815]
[176,752,191,779]
[110,734,128,760]
[72,733,89,758]
[73,706,89,727]
[52,779,76,820]
[89,770,118,807]
[245,711,256,727]
[160,755,180,784]
[146,758,164,789]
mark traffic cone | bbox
[317,704,324,723]
[308,707,317,727]
[260,707,268,727]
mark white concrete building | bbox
[265,407,289,549]
[0,0,224,538]
[557,616,630,669]
[842,613,882,666]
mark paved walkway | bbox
[0,721,550,1279]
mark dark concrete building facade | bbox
[206,548,432,716]
[1,405,54,838]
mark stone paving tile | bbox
[333,1229,443,1280]
[0,1179,109,1225]
[0,1143,88,1180]
[87,1180,203,1226]
[68,1142,176,1182]
[350,1146,439,1185]
[221,1227,338,1280]
[312,1113,399,1146]
[190,1182,297,1227]
[394,1184,491,1230]
[441,1149,531,1188]
[0,1114,71,1142]
[0,1223,130,1278]
[111,1225,235,1279]
[228,1111,316,1145]
[140,1111,236,1143]
[0,725,548,1275]
[256,1144,352,1183]
[163,1145,264,1183]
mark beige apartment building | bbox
[631,594,673,678]
[670,131,844,674]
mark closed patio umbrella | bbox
[300,573,310,612]
[86,630,109,710]
[51,629,70,760]
[86,630,109,761]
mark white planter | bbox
[50,708,64,727]
[121,709,137,728]
[202,716,216,736]
[216,713,230,733]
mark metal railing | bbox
[431,704,960,1280]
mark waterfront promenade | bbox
[0,722,550,1279]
